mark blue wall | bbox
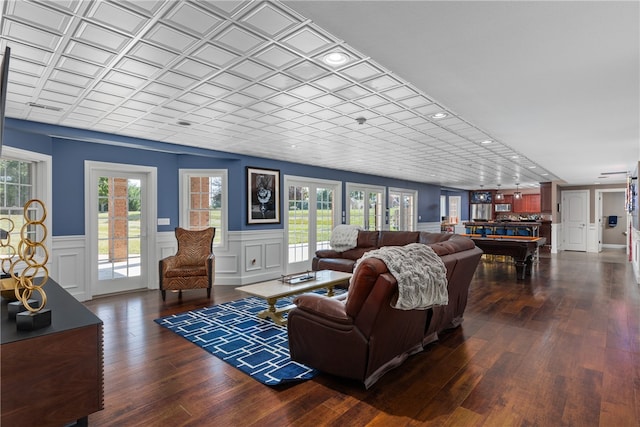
[5,118,463,236]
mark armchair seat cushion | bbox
[165,265,207,278]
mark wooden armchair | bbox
[159,227,215,301]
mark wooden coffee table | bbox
[236,270,352,325]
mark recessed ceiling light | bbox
[480,140,492,144]
[528,165,536,169]
[177,120,191,126]
[430,112,448,119]
[322,52,349,66]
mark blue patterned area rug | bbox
[154,291,343,386]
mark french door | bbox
[285,176,341,274]
[346,183,385,230]
[389,188,417,231]
[86,162,157,297]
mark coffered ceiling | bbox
[1,1,638,190]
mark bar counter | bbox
[463,221,541,237]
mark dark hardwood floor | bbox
[84,249,639,426]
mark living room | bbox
[0,1,638,426]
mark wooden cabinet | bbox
[513,194,541,213]
[1,279,104,426]
[540,182,552,213]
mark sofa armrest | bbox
[315,249,342,258]
[293,293,352,324]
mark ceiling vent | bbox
[27,102,62,112]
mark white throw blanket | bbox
[352,243,448,310]
[330,224,361,252]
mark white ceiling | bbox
[1,1,638,190]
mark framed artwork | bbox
[247,167,280,224]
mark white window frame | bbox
[179,169,228,250]
[0,146,52,271]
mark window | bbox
[0,159,34,256]
[179,169,227,247]
[0,147,52,265]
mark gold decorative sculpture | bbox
[0,199,50,327]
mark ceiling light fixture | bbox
[480,140,492,144]
[495,184,504,200]
[513,183,522,200]
[177,120,191,126]
[355,117,366,125]
[322,52,349,66]
[430,112,448,119]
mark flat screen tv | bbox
[0,46,10,157]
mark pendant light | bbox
[514,183,522,199]
[495,184,504,200]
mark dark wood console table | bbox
[1,279,104,426]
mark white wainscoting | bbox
[416,221,441,233]
[50,236,87,301]
[52,229,287,301]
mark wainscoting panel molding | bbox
[51,236,87,301]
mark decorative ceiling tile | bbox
[210,72,251,90]
[250,101,280,113]
[267,93,300,107]
[193,82,230,98]
[214,25,266,54]
[56,56,103,77]
[229,60,272,80]
[115,57,161,77]
[157,71,198,89]
[341,62,382,81]
[288,84,324,99]
[3,20,62,51]
[252,45,298,68]
[281,27,331,55]
[224,92,257,107]
[129,43,179,67]
[243,83,278,98]
[74,21,130,52]
[164,2,224,37]
[86,2,147,35]
[64,40,114,65]
[191,43,240,68]
[240,2,298,36]
[5,1,72,34]
[335,85,368,100]
[103,70,146,88]
[286,60,326,80]
[398,95,432,108]
[141,81,181,97]
[261,73,300,90]
[145,24,198,52]
[312,93,343,107]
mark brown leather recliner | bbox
[288,257,428,389]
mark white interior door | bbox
[285,176,341,274]
[562,190,589,251]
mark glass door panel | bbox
[316,187,333,251]
[95,175,145,295]
[285,178,340,274]
[347,184,385,230]
[288,185,310,265]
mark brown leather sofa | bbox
[312,230,460,273]
[288,231,482,388]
